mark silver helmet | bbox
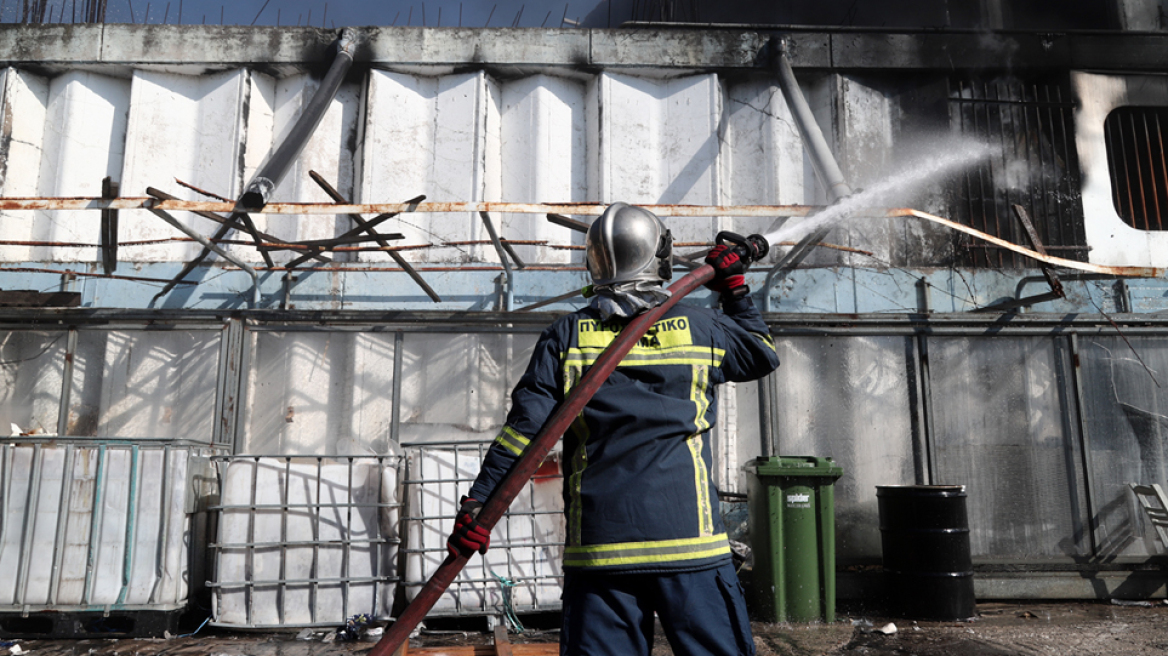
[585,203,673,286]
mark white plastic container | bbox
[211,456,401,628]
[0,442,198,612]
[402,444,564,616]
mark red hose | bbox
[369,264,716,656]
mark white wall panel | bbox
[67,330,219,440]
[32,72,131,262]
[724,80,807,246]
[242,71,276,185]
[589,72,723,247]
[241,331,397,455]
[834,75,895,265]
[1073,71,1168,268]
[396,332,531,444]
[119,69,250,261]
[0,331,66,436]
[0,68,49,262]
[251,74,364,263]
[362,71,500,264]
[499,75,587,265]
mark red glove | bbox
[704,244,749,300]
[447,496,490,557]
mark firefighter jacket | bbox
[467,295,780,574]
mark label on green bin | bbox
[786,492,811,508]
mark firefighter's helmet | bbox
[585,203,673,286]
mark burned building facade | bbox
[1,15,1167,632]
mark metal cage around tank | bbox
[0,439,221,615]
[399,441,566,618]
[207,454,405,629]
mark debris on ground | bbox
[7,601,1168,655]
[1110,599,1156,607]
[336,614,372,641]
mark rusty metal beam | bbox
[282,208,412,269]
[234,209,276,268]
[547,212,591,233]
[1012,203,1065,298]
[174,178,231,202]
[0,197,820,217]
[147,207,261,307]
[306,170,441,303]
[480,211,515,311]
[499,240,527,269]
[4,195,1163,278]
[146,187,333,265]
[258,233,406,249]
[0,267,196,285]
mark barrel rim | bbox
[876,484,966,496]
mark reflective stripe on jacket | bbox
[469,295,779,573]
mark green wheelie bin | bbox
[746,456,843,623]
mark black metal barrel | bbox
[877,485,975,620]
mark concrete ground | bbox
[6,601,1168,655]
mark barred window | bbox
[1104,106,1168,231]
[949,78,1089,267]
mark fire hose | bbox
[368,232,769,656]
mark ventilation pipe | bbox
[764,36,855,313]
[771,37,852,203]
[241,28,358,208]
[152,29,360,307]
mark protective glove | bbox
[447,496,491,557]
[704,244,749,301]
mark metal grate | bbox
[0,441,217,613]
[1104,106,1168,232]
[401,442,564,617]
[209,455,404,629]
[949,78,1089,267]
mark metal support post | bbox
[1068,333,1101,557]
[479,211,514,312]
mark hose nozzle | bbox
[714,231,770,265]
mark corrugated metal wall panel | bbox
[499,74,587,266]
[723,79,808,241]
[34,72,131,263]
[361,70,499,264]
[834,75,897,265]
[0,66,890,269]
[0,68,49,262]
[119,69,251,261]
[593,72,724,246]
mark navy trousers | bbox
[560,561,755,656]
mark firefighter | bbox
[447,202,779,656]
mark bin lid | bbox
[747,455,843,479]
